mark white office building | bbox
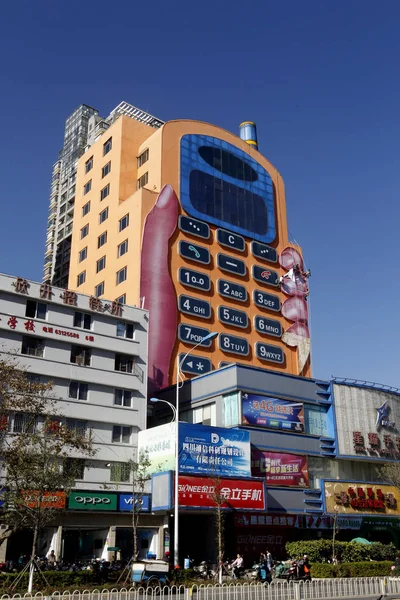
[0,273,164,562]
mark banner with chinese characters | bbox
[23,490,66,509]
[138,423,176,475]
[179,423,251,477]
[178,475,265,510]
[242,393,304,432]
[235,513,297,527]
[252,449,309,487]
[324,481,400,515]
[333,384,400,459]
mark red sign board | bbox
[252,450,309,487]
[23,490,66,509]
[178,475,265,510]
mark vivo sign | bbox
[119,494,151,512]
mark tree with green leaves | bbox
[129,450,151,561]
[0,354,95,591]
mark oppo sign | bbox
[68,491,117,511]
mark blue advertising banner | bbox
[179,423,251,477]
[241,393,305,432]
[118,493,151,512]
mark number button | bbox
[254,316,282,338]
[178,324,213,346]
[179,241,210,265]
[255,342,285,364]
[253,290,281,312]
[178,295,211,319]
[217,279,247,302]
[219,333,250,356]
[179,267,211,292]
[218,306,248,329]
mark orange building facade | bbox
[69,115,311,390]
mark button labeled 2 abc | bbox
[179,240,210,265]
[178,295,211,319]
[217,279,247,302]
[255,342,285,364]
[252,265,279,286]
[179,353,212,375]
[219,333,250,356]
[178,324,214,346]
[218,306,248,329]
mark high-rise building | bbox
[66,102,311,390]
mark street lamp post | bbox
[174,331,218,568]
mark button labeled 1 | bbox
[252,265,279,286]
[255,342,285,364]
[217,253,246,276]
[216,229,245,252]
[179,240,210,265]
[179,267,211,292]
[219,333,250,356]
[178,295,211,319]
[178,324,213,346]
[179,215,210,239]
[254,316,282,338]
[218,306,248,329]
[179,353,212,375]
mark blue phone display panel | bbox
[180,135,276,244]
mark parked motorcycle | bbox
[193,560,214,579]
[250,562,272,583]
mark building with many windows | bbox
[0,272,165,562]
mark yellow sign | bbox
[324,481,400,515]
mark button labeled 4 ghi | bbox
[178,295,211,319]
[218,306,248,329]
[179,353,212,375]
[179,240,210,265]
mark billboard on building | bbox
[138,423,175,474]
[23,490,66,509]
[178,475,265,510]
[333,384,400,459]
[242,393,304,432]
[68,491,117,511]
[251,449,309,487]
[324,481,400,516]
[179,423,251,477]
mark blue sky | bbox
[1,0,399,386]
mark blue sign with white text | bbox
[179,422,251,477]
[118,493,151,512]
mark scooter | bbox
[251,562,272,583]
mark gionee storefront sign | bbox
[68,491,117,511]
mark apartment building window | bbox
[119,214,129,232]
[96,255,106,273]
[102,161,111,178]
[82,201,91,217]
[98,231,107,248]
[110,462,130,482]
[13,413,37,433]
[73,312,92,330]
[21,336,44,358]
[137,149,149,167]
[69,381,88,401]
[116,294,126,304]
[26,299,47,320]
[79,247,87,262]
[95,282,105,297]
[137,172,149,190]
[116,321,134,339]
[70,345,91,366]
[114,353,134,373]
[114,388,133,407]
[116,266,127,285]
[112,425,131,444]
[85,156,93,173]
[99,207,108,224]
[63,458,85,479]
[103,137,112,155]
[81,224,89,239]
[83,180,92,195]
[66,418,87,435]
[118,239,128,257]
[77,271,86,287]
[181,403,217,427]
[100,184,110,201]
